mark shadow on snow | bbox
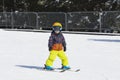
[15,65,62,72]
[88,39,120,42]
[16,65,44,70]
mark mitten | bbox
[49,47,52,51]
[64,47,66,52]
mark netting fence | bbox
[0,11,120,33]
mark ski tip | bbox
[75,69,80,72]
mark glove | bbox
[64,47,66,52]
[49,47,52,51]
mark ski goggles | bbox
[53,26,62,31]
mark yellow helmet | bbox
[52,22,62,28]
[52,22,62,31]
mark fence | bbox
[0,11,120,33]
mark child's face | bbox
[55,30,60,34]
[53,27,61,34]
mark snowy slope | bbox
[0,29,120,80]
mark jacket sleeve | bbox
[62,35,66,51]
[48,35,53,49]
[62,35,66,48]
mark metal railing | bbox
[0,11,120,33]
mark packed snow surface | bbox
[0,29,120,80]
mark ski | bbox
[41,68,61,72]
[60,69,80,72]
[41,67,80,73]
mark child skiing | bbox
[44,22,70,70]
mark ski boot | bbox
[61,65,71,70]
[44,65,54,70]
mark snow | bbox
[0,29,120,80]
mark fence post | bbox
[11,12,14,29]
[65,13,67,31]
[99,12,102,32]
[35,12,39,29]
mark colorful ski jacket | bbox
[48,31,66,51]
